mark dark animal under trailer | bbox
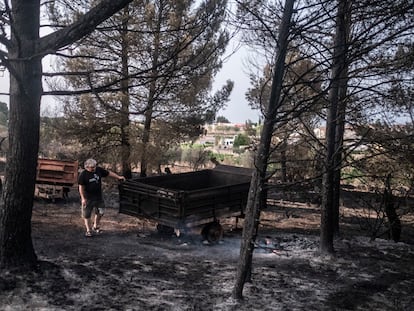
[118,165,253,242]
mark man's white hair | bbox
[84,158,97,168]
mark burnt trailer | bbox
[35,158,79,201]
[119,165,253,238]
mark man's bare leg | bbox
[84,218,92,236]
[93,213,103,232]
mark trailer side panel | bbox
[119,165,252,229]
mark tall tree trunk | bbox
[0,0,134,271]
[140,104,154,178]
[232,0,294,299]
[280,138,288,182]
[332,0,350,237]
[120,6,132,179]
[140,5,162,178]
[332,75,348,235]
[0,0,41,269]
[384,174,401,243]
[320,0,349,254]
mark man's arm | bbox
[79,184,87,207]
[108,171,126,181]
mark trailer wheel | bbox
[156,224,175,236]
[201,221,223,244]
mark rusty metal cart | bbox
[35,158,79,201]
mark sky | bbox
[0,70,8,105]
[0,62,58,116]
[0,41,261,125]
[212,45,261,124]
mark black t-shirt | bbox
[78,166,109,201]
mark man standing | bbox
[78,158,125,237]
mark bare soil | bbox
[1,186,414,310]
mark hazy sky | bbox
[0,70,8,105]
[212,45,261,124]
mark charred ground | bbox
[1,186,414,310]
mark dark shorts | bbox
[81,200,105,219]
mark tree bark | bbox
[280,138,288,182]
[140,5,162,177]
[384,174,401,242]
[232,0,295,299]
[332,72,348,235]
[0,0,133,270]
[320,0,349,254]
[120,6,132,179]
[0,0,41,269]
[332,0,350,237]
[37,0,134,55]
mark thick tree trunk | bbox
[232,0,294,299]
[0,0,41,269]
[0,0,134,271]
[320,0,349,254]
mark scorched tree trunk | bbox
[0,0,41,269]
